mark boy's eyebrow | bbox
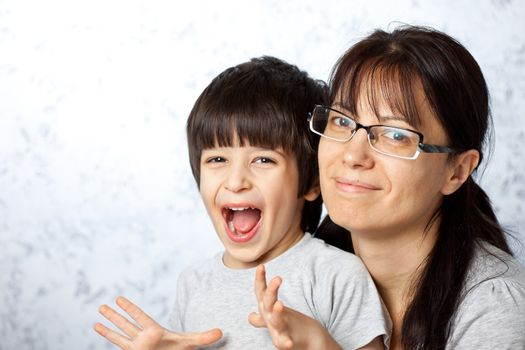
[252,147,288,157]
[201,147,226,152]
[201,145,289,157]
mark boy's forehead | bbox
[209,132,289,152]
[203,142,290,155]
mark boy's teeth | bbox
[225,206,259,236]
[228,218,250,236]
[228,220,236,234]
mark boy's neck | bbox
[222,229,305,269]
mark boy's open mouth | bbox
[222,206,262,240]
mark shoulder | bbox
[176,252,223,284]
[463,241,525,294]
[296,235,376,295]
[449,242,525,348]
[175,252,225,303]
[302,235,370,278]
[301,238,389,348]
[272,234,371,291]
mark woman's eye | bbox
[332,116,352,128]
[382,130,411,143]
[390,132,406,140]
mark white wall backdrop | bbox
[1,0,524,349]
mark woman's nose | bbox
[342,129,375,169]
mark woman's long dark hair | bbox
[315,25,511,349]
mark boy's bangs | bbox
[332,58,424,128]
[195,103,298,153]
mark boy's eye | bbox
[254,157,276,164]
[206,156,227,163]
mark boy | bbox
[174,56,388,349]
[95,57,389,349]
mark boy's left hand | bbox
[249,264,294,349]
[249,265,343,350]
[94,296,222,350]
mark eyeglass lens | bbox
[312,106,420,158]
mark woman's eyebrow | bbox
[376,115,416,128]
[333,102,415,126]
[332,102,351,111]
[377,115,407,122]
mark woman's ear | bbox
[441,149,480,195]
[304,184,321,202]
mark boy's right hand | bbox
[94,296,222,350]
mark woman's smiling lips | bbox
[333,177,381,193]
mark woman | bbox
[250,25,525,349]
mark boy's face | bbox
[199,139,315,269]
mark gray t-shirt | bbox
[447,241,525,349]
[170,233,390,349]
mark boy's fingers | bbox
[93,322,132,349]
[116,296,157,329]
[98,304,140,338]
[197,328,223,345]
[262,276,282,312]
[274,300,285,314]
[270,304,294,350]
[281,338,294,350]
[269,300,286,330]
[182,328,223,346]
[254,265,267,301]
[248,312,267,328]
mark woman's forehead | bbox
[332,78,431,128]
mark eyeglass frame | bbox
[308,105,461,160]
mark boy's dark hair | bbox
[187,56,328,233]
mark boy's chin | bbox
[222,251,264,269]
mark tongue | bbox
[232,209,260,234]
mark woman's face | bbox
[319,88,454,238]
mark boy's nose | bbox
[224,166,251,192]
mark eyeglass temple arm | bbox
[419,143,458,154]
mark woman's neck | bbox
[352,227,438,348]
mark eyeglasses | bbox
[308,105,459,160]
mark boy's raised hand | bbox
[94,297,222,350]
[249,265,343,350]
[249,264,294,349]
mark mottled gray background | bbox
[1,0,524,349]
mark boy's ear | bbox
[441,149,480,195]
[304,184,321,202]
